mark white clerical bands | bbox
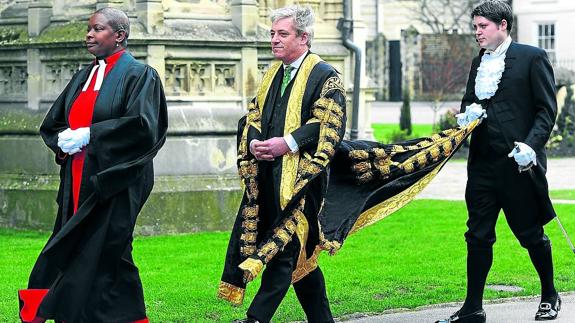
[82,59,107,92]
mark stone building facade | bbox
[0,0,372,233]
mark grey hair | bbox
[472,0,513,33]
[94,7,130,47]
[270,5,315,48]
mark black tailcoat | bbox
[462,42,557,225]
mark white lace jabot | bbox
[475,36,512,100]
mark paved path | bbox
[371,101,460,125]
[341,293,575,323]
[418,158,575,202]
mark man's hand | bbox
[250,139,274,161]
[249,137,290,161]
[456,103,487,127]
[57,127,90,155]
[508,141,537,170]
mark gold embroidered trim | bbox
[242,206,259,218]
[237,160,259,257]
[350,150,368,160]
[290,84,346,283]
[352,161,371,173]
[238,258,264,283]
[257,62,282,117]
[320,239,342,256]
[240,232,257,243]
[241,220,258,230]
[291,210,317,283]
[284,218,297,234]
[238,160,257,178]
[348,120,480,234]
[275,229,291,245]
[247,103,262,133]
[293,118,479,285]
[234,62,282,259]
[217,281,245,306]
[240,246,256,255]
[292,245,322,283]
[298,156,322,177]
[239,60,346,287]
[280,54,324,209]
[321,76,346,97]
[349,119,479,184]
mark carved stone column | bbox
[136,0,164,34]
[240,47,259,105]
[28,0,53,37]
[231,0,258,108]
[146,45,166,82]
[231,0,258,37]
[27,49,42,111]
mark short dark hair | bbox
[471,0,513,33]
[94,7,130,47]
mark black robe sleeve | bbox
[88,66,168,200]
[290,69,343,151]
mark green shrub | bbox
[400,88,412,135]
[389,129,410,142]
[548,85,575,156]
[437,108,459,131]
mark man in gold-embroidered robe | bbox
[218,5,346,323]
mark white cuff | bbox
[284,134,299,153]
[249,139,259,154]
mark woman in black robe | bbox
[18,7,168,323]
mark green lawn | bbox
[550,189,575,200]
[2,200,575,322]
[372,123,435,143]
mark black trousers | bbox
[246,241,333,323]
[465,151,549,249]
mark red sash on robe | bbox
[68,49,124,214]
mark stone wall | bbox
[366,32,387,100]
[0,0,372,233]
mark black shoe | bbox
[535,295,561,321]
[435,309,486,323]
[231,319,259,323]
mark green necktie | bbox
[280,65,294,96]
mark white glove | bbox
[57,127,90,155]
[456,103,487,127]
[507,141,537,167]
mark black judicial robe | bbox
[24,52,168,322]
[219,53,481,306]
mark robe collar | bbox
[94,49,125,65]
[83,50,126,92]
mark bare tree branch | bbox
[401,0,476,34]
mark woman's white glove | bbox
[57,127,90,155]
[508,141,537,168]
[456,103,487,127]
